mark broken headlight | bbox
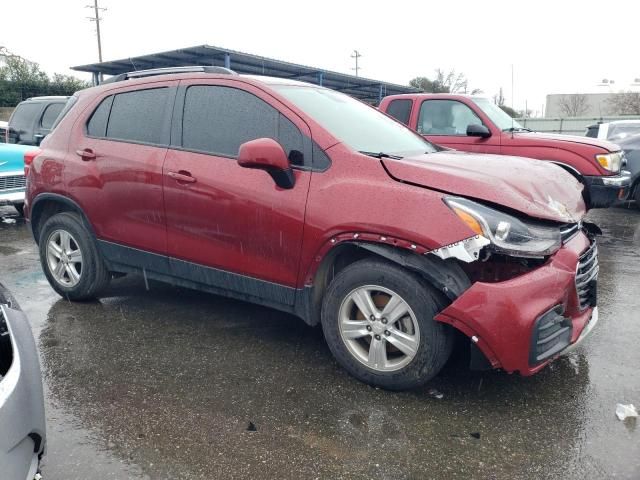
[444,197,562,258]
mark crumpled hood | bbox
[382,151,586,223]
[516,131,620,151]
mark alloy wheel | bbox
[46,229,83,287]
[338,285,420,372]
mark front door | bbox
[418,99,501,154]
[162,81,312,303]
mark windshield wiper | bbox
[358,151,404,160]
[502,127,532,133]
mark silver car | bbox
[0,283,45,479]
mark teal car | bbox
[0,144,38,215]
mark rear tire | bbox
[634,185,640,210]
[321,258,453,390]
[39,212,110,300]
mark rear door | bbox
[162,79,312,301]
[417,99,501,153]
[66,82,177,267]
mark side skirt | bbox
[97,240,301,318]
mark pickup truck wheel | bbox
[634,184,640,210]
[321,258,453,390]
[39,212,110,300]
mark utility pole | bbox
[351,50,362,77]
[86,0,106,62]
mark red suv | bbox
[25,67,599,390]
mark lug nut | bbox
[374,334,381,340]
[366,325,372,331]
[370,315,375,321]
[381,318,388,324]
[384,330,390,336]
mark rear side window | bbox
[87,96,113,137]
[9,103,41,131]
[386,99,412,125]
[40,103,65,130]
[182,85,303,162]
[106,88,169,144]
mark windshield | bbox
[272,85,436,156]
[608,123,640,141]
[472,97,525,131]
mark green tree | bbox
[0,51,89,107]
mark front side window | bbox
[106,88,169,144]
[273,85,434,157]
[418,100,484,135]
[40,103,65,130]
[182,86,304,163]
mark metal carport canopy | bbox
[71,45,418,104]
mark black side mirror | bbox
[467,124,491,139]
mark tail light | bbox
[24,148,42,176]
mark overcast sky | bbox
[4,0,638,116]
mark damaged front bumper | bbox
[435,231,598,375]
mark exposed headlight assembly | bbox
[444,197,562,258]
[595,151,623,173]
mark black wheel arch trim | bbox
[297,241,472,327]
[29,193,97,244]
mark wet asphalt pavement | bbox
[0,205,639,479]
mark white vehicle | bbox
[585,120,640,141]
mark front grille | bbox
[576,241,598,310]
[0,174,26,191]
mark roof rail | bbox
[101,66,237,84]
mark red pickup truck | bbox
[379,94,630,208]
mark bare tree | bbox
[607,91,640,115]
[410,69,482,94]
[558,94,589,117]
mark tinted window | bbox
[418,100,484,135]
[40,103,65,130]
[9,103,41,131]
[386,99,412,125]
[106,88,169,144]
[183,86,283,158]
[87,96,113,137]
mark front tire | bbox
[321,258,453,390]
[39,212,110,300]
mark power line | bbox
[351,50,362,77]
[86,0,106,62]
